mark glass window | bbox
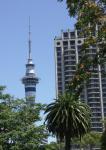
[77,45,82,50]
[78,40,82,44]
[56,47,61,51]
[70,50,75,54]
[57,68,61,72]
[58,87,62,90]
[63,32,68,38]
[57,52,61,56]
[71,46,75,49]
[64,46,68,50]
[70,32,75,39]
[57,57,61,61]
[25,87,36,92]
[57,42,60,45]
[63,41,68,46]
[70,40,75,45]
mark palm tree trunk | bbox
[65,134,71,150]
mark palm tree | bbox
[45,92,91,150]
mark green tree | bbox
[58,0,106,87]
[81,132,101,150]
[45,92,91,150]
[101,121,106,150]
[39,142,64,150]
[72,132,101,150]
[0,86,47,150]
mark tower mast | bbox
[22,18,39,106]
[28,17,31,60]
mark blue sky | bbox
[0,0,75,104]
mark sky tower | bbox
[22,19,39,105]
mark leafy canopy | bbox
[58,0,106,98]
[0,86,47,150]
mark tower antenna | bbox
[28,16,31,59]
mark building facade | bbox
[22,24,38,105]
[54,29,106,132]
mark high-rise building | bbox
[54,29,106,132]
[22,22,39,105]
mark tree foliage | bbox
[101,121,106,150]
[39,142,64,150]
[81,132,101,149]
[58,0,106,96]
[0,86,47,150]
[72,132,101,150]
[45,92,91,150]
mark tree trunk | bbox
[65,134,71,150]
[90,144,93,150]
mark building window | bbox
[71,56,75,60]
[70,50,75,54]
[64,50,75,55]
[64,61,76,65]
[70,40,75,45]
[58,72,62,76]
[63,41,68,46]
[70,32,75,39]
[63,32,68,38]
[64,46,68,50]
[57,68,61,72]
[71,46,75,49]
[78,40,82,44]
[56,47,61,51]
[64,51,68,55]
[77,30,83,38]
[92,49,96,53]
[57,62,61,66]
[58,82,62,86]
[77,45,82,51]
[58,87,62,90]
[57,52,61,56]
[91,118,101,122]
[57,42,60,45]
[65,66,76,71]
[25,87,36,92]
[57,57,61,61]
[103,94,106,97]
[103,89,106,93]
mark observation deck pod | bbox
[22,75,39,85]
